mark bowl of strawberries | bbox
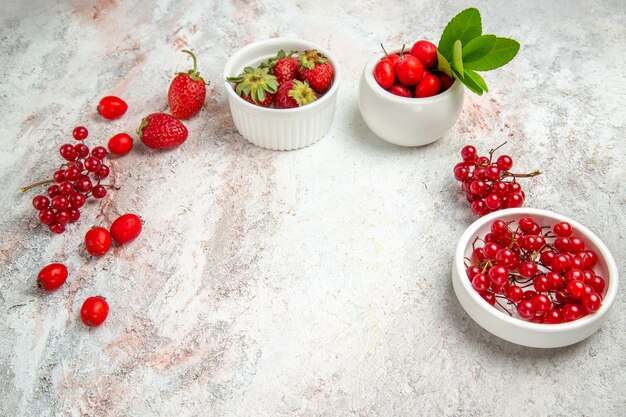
[224,38,339,151]
[358,40,464,147]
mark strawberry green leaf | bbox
[462,34,496,63]
[464,37,520,71]
[464,69,488,92]
[452,40,464,77]
[438,7,482,61]
[257,88,266,103]
[437,51,452,77]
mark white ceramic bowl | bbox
[358,50,464,147]
[223,38,340,151]
[452,208,618,348]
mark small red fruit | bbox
[138,113,188,150]
[72,126,88,141]
[110,213,142,245]
[414,74,441,98]
[381,44,400,66]
[37,263,68,291]
[80,296,109,327]
[410,40,438,69]
[97,96,128,120]
[168,50,207,119]
[297,49,334,94]
[389,83,412,98]
[227,66,278,107]
[374,58,395,89]
[85,227,112,257]
[274,79,318,109]
[439,74,455,92]
[107,133,134,156]
[395,47,424,86]
[266,49,299,85]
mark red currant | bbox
[488,265,509,286]
[553,222,572,237]
[461,146,478,163]
[94,165,110,179]
[75,143,90,158]
[32,195,50,210]
[472,273,489,292]
[516,300,536,320]
[562,303,583,322]
[60,144,77,161]
[39,208,56,225]
[480,291,496,306]
[49,223,66,234]
[543,309,563,324]
[91,146,108,160]
[73,126,88,140]
[92,185,107,199]
[532,294,551,316]
[506,285,523,303]
[582,293,602,313]
[496,155,513,171]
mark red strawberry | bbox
[137,113,188,149]
[227,67,278,107]
[266,50,298,85]
[274,80,318,109]
[297,49,334,94]
[168,50,207,119]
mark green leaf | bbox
[438,7,482,61]
[437,51,452,76]
[452,40,464,77]
[462,34,496,63]
[464,37,520,71]
[452,68,484,95]
[464,69,488,92]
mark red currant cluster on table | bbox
[466,217,605,324]
[29,126,110,234]
[454,144,541,216]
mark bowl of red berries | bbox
[358,41,463,147]
[453,208,618,348]
[224,38,339,151]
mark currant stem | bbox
[502,170,542,179]
[488,141,508,164]
[19,179,54,193]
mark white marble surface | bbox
[1,0,625,415]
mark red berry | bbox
[168,50,207,119]
[75,143,89,158]
[566,280,586,300]
[484,193,501,210]
[532,294,551,316]
[53,169,66,183]
[94,165,110,179]
[297,50,334,94]
[91,146,108,160]
[39,208,56,225]
[274,79,318,109]
[110,213,142,245]
[73,126,88,140]
[268,50,299,85]
[49,223,66,234]
[480,291,496,305]
[490,219,508,236]
[84,156,102,173]
[138,113,188,150]
[543,309,563,324]
[551,254,570,272]
[472,273,489,292]
[97,96,128,120]
[519,261,538,279]
[553,222,573,237]
[37,263,68,291]
[92,185,107,199]
[590,275,606,294]
[107,133,134,156]
[80,296,109,327]
[60,144,77,161]
[564,269,584,283]
[496,155,513,171]
[484,165,501,181]
[488,265,509,286]
[554,237,571,253]
[414,74,441,98]
[466,265,481,280]
[516,299,537,320]
[58,181,74,196]
[410,40,438,69]
[454,165,470,181]
[68,209,81,223]
[85,227,112,257]
[471,199,487,216]
[395,52,424,86]
[577,250,598,269]
[506,285,524,303]
[55,210,70,225]
[374,59,395,89]
[582,293,602,313]
[51,195,70,211]
[32,195,50,210]
[69,192,86,209]
[75,177,93,193]
[388,83,412,98]
[439,74,454,92]
[562,303,583,322]
[483,242,499,260]
[569,236,585,253]
[495,248,517,268]
[461,145,478,163]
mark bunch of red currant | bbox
[453,144,541,216]
[466,217,605,324]
[26,126,110,234]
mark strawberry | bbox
[274,80,317,109]
[297,49,334,94]
[168,50,207,119]
[265,49,298,85]
[226,67,278,107]
[137,113,188,150]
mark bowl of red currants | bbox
[358,40,464,147]
[453,208,618,348]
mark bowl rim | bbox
[455,207,619,333]
[362,47,462,104]
[223,37,341,114]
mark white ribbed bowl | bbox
[453,208,619,348]
[358,48,464,147]
[223,38,340,151]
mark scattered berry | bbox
[168,50,207,119]
[37,263,68,291]
[80,296,109,327]
[85,227,112,257]
[110,213,142,244]
[97,96,128,120]
[107,133,134,156]
[73,126,88,141]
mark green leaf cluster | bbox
[437,8,520,95]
